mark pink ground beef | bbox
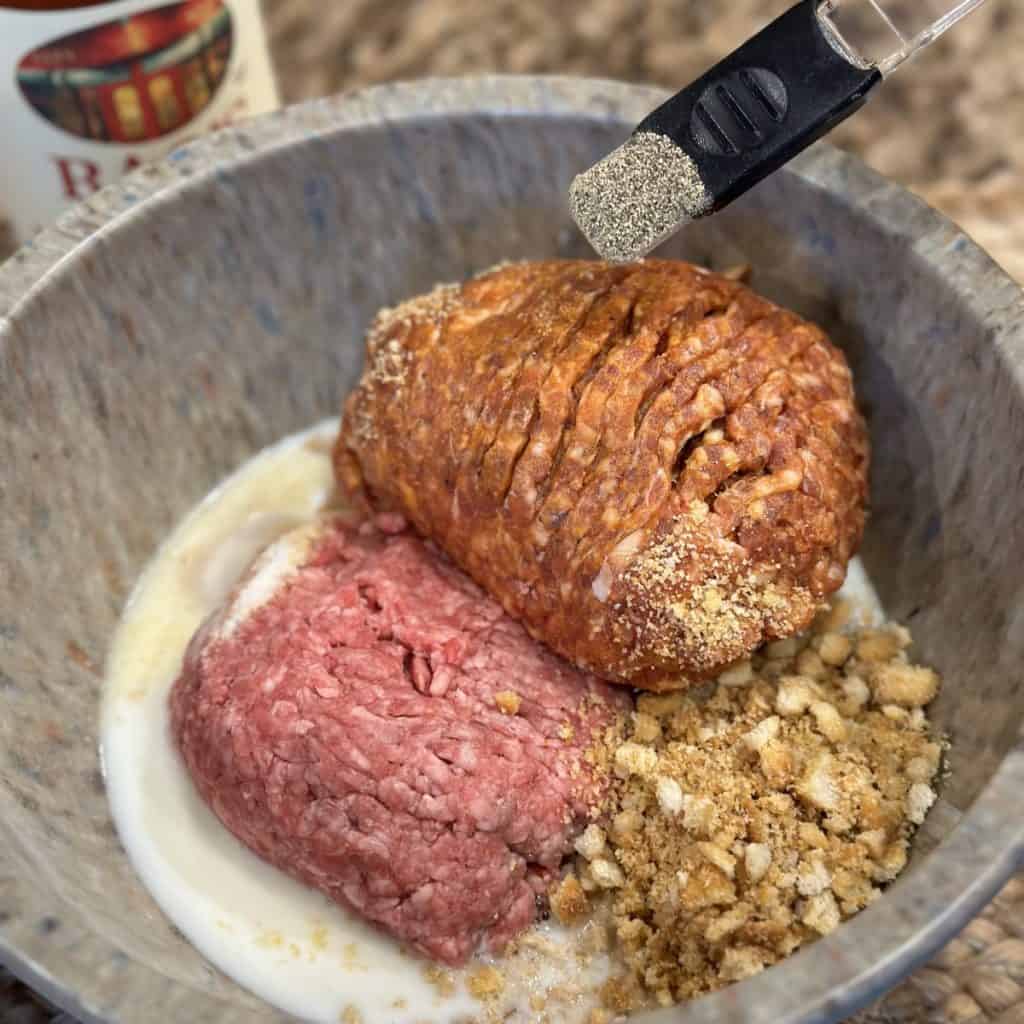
[170,514,626,965]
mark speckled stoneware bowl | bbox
[1,76,1022,1024]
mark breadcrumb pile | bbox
[553,599,943,1012]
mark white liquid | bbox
[836,556,883,627]
[101,421,614,1024]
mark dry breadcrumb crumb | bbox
[745,843,772,882]
[581,603,942,1009]
[870,663,939,707]
[614,742,658,778]
[422,966,456,998]
[574,824,607,861]
[719,946,766,982]
[600,975,642,1014]
[631,711,662,743]
[907,782,937,824]
[802,891,842,934]
[467,965,505,1001]
[655,776,684,815]
[718,660,755,687]
[817,632,852,666]
[494,690,521,715]
[550,874,590,925]
[590,857,626,889]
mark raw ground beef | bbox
[170,514,627,965]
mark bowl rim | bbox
[0,73,1022,1024]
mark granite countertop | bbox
[266,0,1024,282]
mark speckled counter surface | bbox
[1,2,1022,1022]
[265,0,1024,284]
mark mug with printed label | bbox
[0,0,279,244]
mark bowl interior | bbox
[1,79,1022,1024]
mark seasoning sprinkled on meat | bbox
[336,259,869,691]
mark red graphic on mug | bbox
[17,0,233,143]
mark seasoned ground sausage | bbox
[336,260,869,690]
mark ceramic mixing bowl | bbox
[0,76,1022,1024]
